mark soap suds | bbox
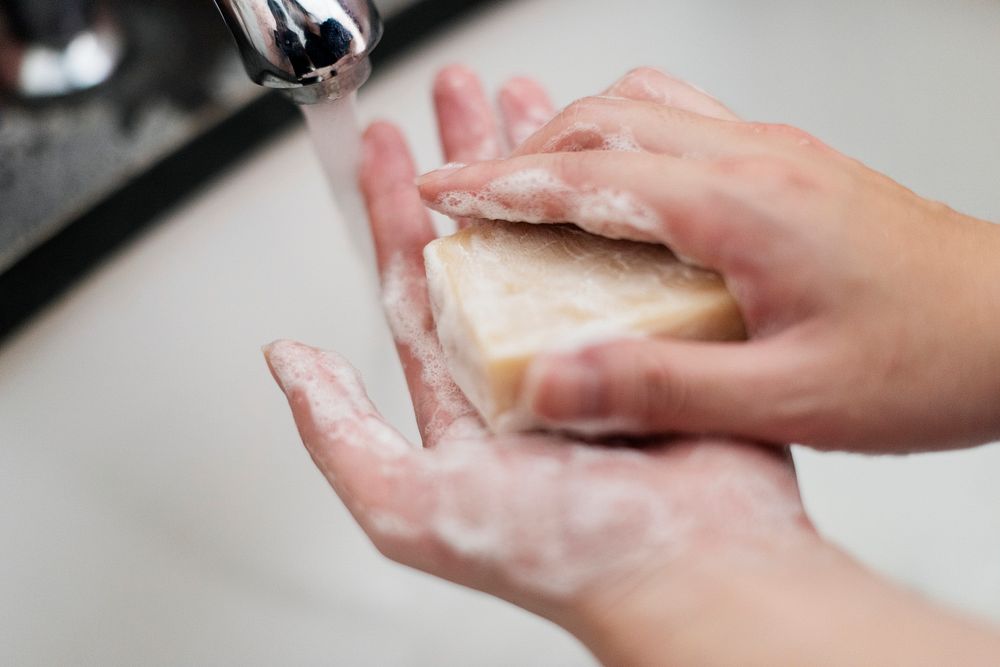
[433,168,664,245]
[423,244,497,431]
[422,436,691,597]
[270,341,807,603]
[266,341,412,458]
[380,253,485,444]
[368,511,423,539]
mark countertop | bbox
[2,0,999,663]
[0,0,419,274]
[0,0,255,273]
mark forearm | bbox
[946,212,1000,446]
[974,217,1000,441]
[573,536,1000,666]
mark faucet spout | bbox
[213,0,382,104]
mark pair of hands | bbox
[265,66,810,643]
[265,66,1000,663]
[415,68,1000,452]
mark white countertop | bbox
[3,0,1000,664]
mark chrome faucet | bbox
[213,0,383,104]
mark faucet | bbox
[213,0,383,104]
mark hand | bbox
[264,66,811,653]
[415,67,1000,453]
[267,66,1000,666]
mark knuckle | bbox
[624,66,665,84]
[622,346,687,426]
[643,364,687,426]
[559,98,587,122]
[612,68,676,105]
[563,95,614,121]
[709,154,819,198]
[709,154,776,177]
[539,99,608,149]
[746,122,814,143]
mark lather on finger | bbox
[433,65,504,230]
[264,340,427,521]
[416,151,758,272]
[360,122,483,447]
[264,340,460,573]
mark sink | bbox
[1,0,999,663]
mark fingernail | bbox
[526,355,603,420]
[414,163,464,187]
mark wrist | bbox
[570,532,1000,666]
[982,220,1000,439]
[565,529,827,666]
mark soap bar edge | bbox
[423,239,497,423]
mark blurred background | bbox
[1,0,999,664]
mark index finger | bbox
[415,151,753,272]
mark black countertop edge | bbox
[0,0,505,344]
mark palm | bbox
[265,66,808,620]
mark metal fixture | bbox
[213,0,382,104]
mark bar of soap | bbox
[423,221,745,433]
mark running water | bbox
[301,93,374,268]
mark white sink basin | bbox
[2,0,999,663]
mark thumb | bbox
[523,337,798,440]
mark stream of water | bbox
[301,93,374,268]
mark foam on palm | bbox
[267,341,807,601]
[380,253,484,443]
